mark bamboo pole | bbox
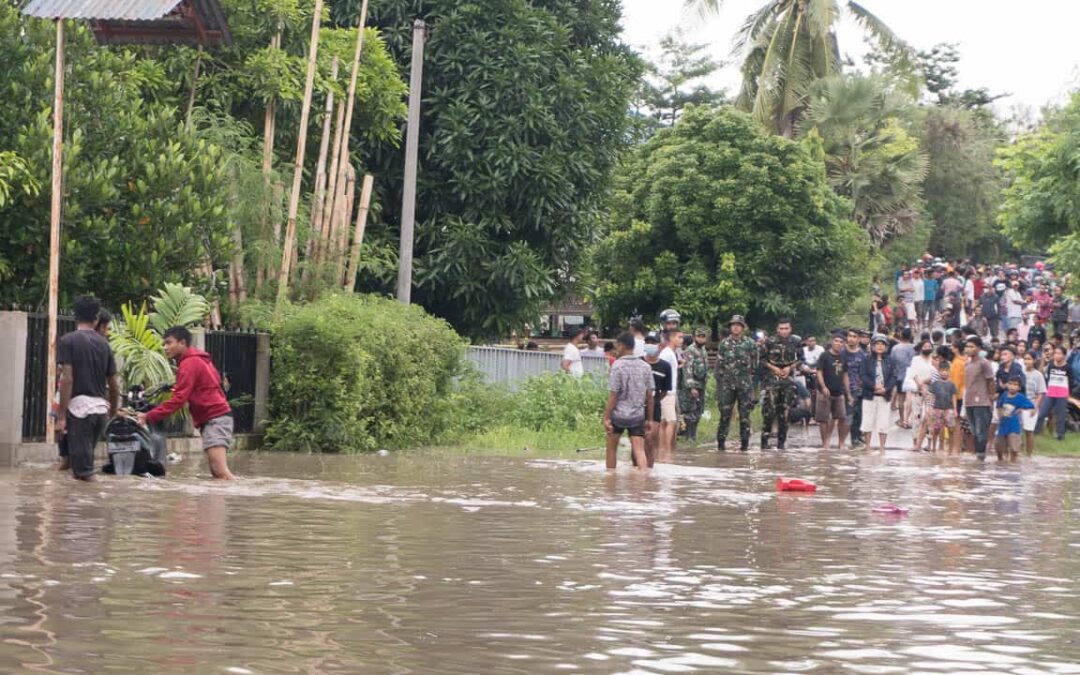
[335,165,356,283]
[322,0,370,273]
[45,19,64,443]
[316,100,346,270]
[257,31,281,292]
[303,56,339,282]
[184,45,204,125]
[344,173,374,292]
[275,0,325,313]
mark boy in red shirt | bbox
[137,326,236,480]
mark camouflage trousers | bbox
[679,388,705,423]
[761,381,797,449]
[717,384,753,450]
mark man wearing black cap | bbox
[714,315,757,451]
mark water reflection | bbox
[0,445,1077,673]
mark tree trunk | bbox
[276,0,325,313]
[303,57,339,282]
[317,101,346,272]
[335,164,356,284]
[257,30,281,293]
[185,45,203,125]
[344,173,375,292]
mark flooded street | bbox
[1,441,1079,673]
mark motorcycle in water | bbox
[102,384,170,477]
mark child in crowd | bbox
[996,375,1035,462]
[1022,353,1046,457]
[928,360,957,453]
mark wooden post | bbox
[303,55,339,282]
[397,20,427,304]
[45,19,65,443]
[258,30,281,291]
[275,0,325,314]
[321,0,370,275]
[344,173,374,291]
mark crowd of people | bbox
[595,256,1080,471]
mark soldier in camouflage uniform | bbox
[678,327,710,442]
[760,318,803,450]
[715,315,758,451]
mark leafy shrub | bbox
[505,373,609,432]
[266,293,465,452]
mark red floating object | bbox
[777,477,817,492]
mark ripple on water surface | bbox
[0,444,1077,673]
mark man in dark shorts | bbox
[815,333,852,450]
[56,296,120,481]
[603,332,655,470]
[138,326,236,480]
[642,334,671,467]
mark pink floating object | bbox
[777,477,817,492]
[872,503,909,515]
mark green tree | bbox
[997,91,1080,269]
[920,106,1006,259]
[690,0,910,137]
[328,0,642,338]
[636,30,726,133]
[799,74,928,244]
[591,106,869,333]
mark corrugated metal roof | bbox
[22,0,182,21]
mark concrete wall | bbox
[0,312,28,468]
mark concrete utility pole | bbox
[397,19,427,304]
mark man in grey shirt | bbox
[889,327,915,428]
[603,331,655,470]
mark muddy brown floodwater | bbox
[1,442,1079,673]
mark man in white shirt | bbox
[658,329,682,461]
[582,331,605,356]
[561,327,586,378]
[802,336,825,369]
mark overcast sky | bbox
[620,0,1080,116]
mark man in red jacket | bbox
[137,326,236,480]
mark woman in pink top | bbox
[1035,346,1072,441]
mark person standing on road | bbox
[843,329,868,448]
[679,327,709,443]
[815,334,852,451]
[715,315,757,452]
[56,296,120,481]
[642,335,671,466]
[658,328,683,461]
[859,334,895,452]
[760,318,802,450]
[964,337,997,461]
[139,327,237,480]
[602,332,654,470]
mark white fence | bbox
[465,346,608,389]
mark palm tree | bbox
[689,0,910,137]
[799,74,928,244]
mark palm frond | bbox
[148,282,210,334]
[804,0,841,42]
[110,302,174,390]
[847,2,913,67]
[752,5,799,130]
[685,0,723,21]
[732,1,786,57]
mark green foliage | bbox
[148,283,211,334]
[800,75,928,244]
[109,302,174,391]
[505,373,609,432]
[0,151,39,208]
[692,0,911,136]
[0,4,406,317]
[338,0,641,338]
[997,91,1080,273]
[634,30,726,136]
[920,106,1007,259]
[591,106,869,333]
[266,293,465,452]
